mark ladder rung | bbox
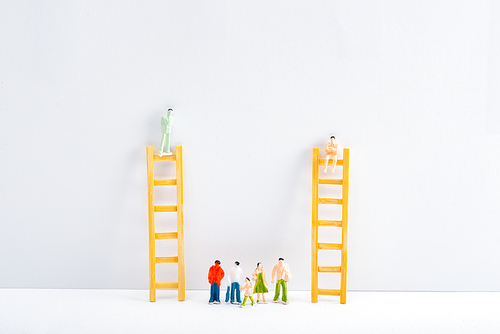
[156,282,178,289]
[155,232,178,239]
[318,198,343,205]
[318,289,341,296]
[154,205,177,212]
[318,220,342,227]
[318,179,343,185]
[153,154,176,161]
[156,256,178,263]
[318,243,342,250]
[318,159,343,166]
[318,266,341,273]
[154,179,177,186]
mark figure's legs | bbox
[165,133,171,154]
[249,296,255,305]
[241,295,248,306]
[235,282,241,303]
[214,283,220,302]
[230,282,235,303]
[324,154,331,173]
[231,282,240,303]
[159,133,167,156]
[256,293,261,302]
[281,280,288,303]
[262,293,267,303]
[331,156,337,173]
[273,281,281,301]
[225,286,230,303]
[209,283,216,303]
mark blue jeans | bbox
[209,282,220,302]
[225,282,241,303]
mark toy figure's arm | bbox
[285,264,292,282]
[166,117,174,132]
[271,265,277,283]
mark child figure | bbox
[252,262,269,304]
[239,277,255,307]
[324,135,338,173]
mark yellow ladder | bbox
[146,145,185,302]
[312,147,350,304]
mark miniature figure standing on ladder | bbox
[147,108,184,302]
[159,108,174,156]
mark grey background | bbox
[1,0,499,291]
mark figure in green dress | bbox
[159,108,174,157]
[251,262,269,304]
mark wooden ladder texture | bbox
[147,145,185,302]
[312,147,349,304]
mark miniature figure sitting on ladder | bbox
[311,137,350,304]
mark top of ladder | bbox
[153,154,177,162]
[318,158,344,166]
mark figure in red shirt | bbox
[208,260,225,304]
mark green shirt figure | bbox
[159,109,174,156]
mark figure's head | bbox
[279,257,284,264]
[245,277,250,283]
[215,260,221,265]
[256,262,262,270]
[330,135,335,142]
[167,108,173,116]
[235,261,240,266]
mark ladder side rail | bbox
[176,145,185,301]
[147,146,156,302]
[311,148,319,303]
[340,148,350,304]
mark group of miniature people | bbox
[208,258,292,307]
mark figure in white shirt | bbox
[224,261,243,305]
